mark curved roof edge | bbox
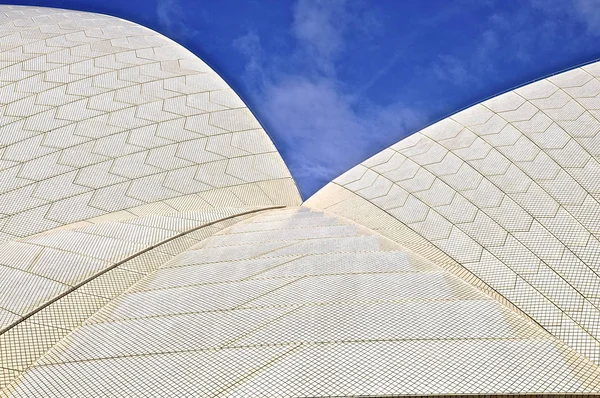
[306,59,600,366]
[0,5,301,241]
[314,56,600,191]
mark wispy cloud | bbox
[290,0,376,76]
[430,55,474,86]
[531,0,600,34]
[156,0,205,39]
[234,0,422,198]
[572,0,600,31]
[232,31,266,87]
[292,0,345,62]
[263,77,421,183]
[156,0,182,34]
[426,1,600,90]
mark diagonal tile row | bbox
[4,207,600,397]
[0,206,276,331]
[0,209,262,392]
[307,61,600,366]
[0,5,300,240]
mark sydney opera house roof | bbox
[2,4,600,397]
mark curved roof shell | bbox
[6,207,600,396]
[0,5,300,241]
[0,5,300,394]
[2,4,600,397]
[307,60,600,368]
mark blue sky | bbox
[5,0,600,198]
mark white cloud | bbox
[263,76,421,194]
[232,31,266,87]
[424,1,599,89]
[156,0,202,39]
[234,0,421,197]
[570,0,600,32]
[431,55,473,86]
[156,0,181,33]
[530,0,600,36]
[291,0,347,75]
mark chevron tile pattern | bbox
[4,4,600,397]
[0,5,300,241]
[0,210,261,392]
[307,61,600,367]
[0,206,276,331]
[0,5,304,396]
[5,207,600,397]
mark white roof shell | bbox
[308,62,600,369]
[2,4,600,397]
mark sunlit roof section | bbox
[0,5,300,241]
[307,60,600,367]
[2,4,600,397]
[6,208,600,396]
